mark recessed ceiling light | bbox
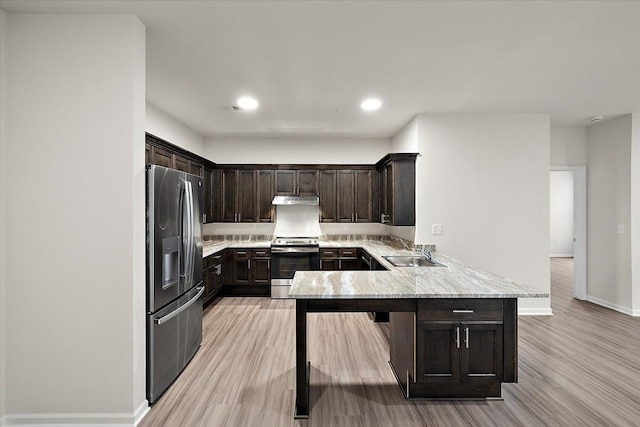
[361,98,382,111]
[236,96,259,110]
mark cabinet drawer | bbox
[418,299,503,322]
[233,249,250,260]
[320,248,338,259]
[338,248,357,258]
[253,249,271,258]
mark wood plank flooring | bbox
[140,258,640,426]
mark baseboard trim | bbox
[586,296,639,317]
[518,308,553,316]
[4,402,150,427]
[550,254,573,258]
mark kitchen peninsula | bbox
[289,242,548,419]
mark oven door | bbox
[270,247,319,298]
[271,247,320,279]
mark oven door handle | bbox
[271,247,319,254]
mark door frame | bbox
[550,166,587,300]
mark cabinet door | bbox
[461,324,503,383]
[354,170,373,222]
[274,170,296,195]
[211,169,222,223]
[298,170,318,196]
[320,259,339,271]
[257,170,274,223]
[174,154,190,172]
[204,267,216,301]
[232,255,251,285]
[145,143,151,166]
[385,163,394,224]
[319,170,337,222]
[153,146,174,168]
[189,161,204,177]
[203,167,213,224]
[221,169,237,222]
[415,323,460,383]
[251,258,271,285]
[339,259,359,271]
[336,170,355,222]
[238,170,257,222]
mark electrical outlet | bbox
[618,224,625,234]
[432,224,443,235]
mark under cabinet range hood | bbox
[272,195,319,206]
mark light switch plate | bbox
[618,224,625,234]
[432,224,443,235]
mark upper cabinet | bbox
[318,170,337,222]
[326,168,377,223]
[376,153,417,226]
[274,169,318,196]
[221,169,258,223]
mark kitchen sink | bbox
[383,255,446,268]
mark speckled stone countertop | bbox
[289,240,548,300]
[202,239,270,258]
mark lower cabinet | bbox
[203,251,225,304]
[319,247,359,271]
[225,248,271,296]
[390,298,515,399]
[415,323,503,384]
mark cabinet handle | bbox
[455,326,460,349]
[320,260,323,269]
[464,327,469,349]
[237,251,247,255]
[452,309,474,313]
[203,213,207,223]
[339,259,342,270]
[248,259,251,270]
[268,260,270,269]
[238,213,241,222]
[355,213,358,222]
[213,255,222,259]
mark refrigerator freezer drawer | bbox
[147,284,204,404]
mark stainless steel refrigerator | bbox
[146,165,204,404]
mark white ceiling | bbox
[2,1,639,138]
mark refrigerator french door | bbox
[146,165,204,404]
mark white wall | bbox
[146,101,205,157]
[3,13,147,425]
[587,115,633,313]
[391,117,418,152]
[413,114,551,314]
[204,136,391,164]
[0,9,8,425]
[550,171,574,256]
[550,125,588,166]
[632,114,640,315]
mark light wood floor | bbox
[140,258,640,426]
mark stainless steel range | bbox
[270,236,320,298]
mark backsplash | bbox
[273,205,322,237]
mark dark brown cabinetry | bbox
[202,167,220,223]
[221,169,257,223]
[226,248,271,296]
[333,169,377,223]
[390,298,515,399]
[376,153,417,226]
[275,169,318,196]
[319,247,359,270]
[319,170,337,222]
[257,170,274,222]
[203,250,225,304]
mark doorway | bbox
[550,167,586,301]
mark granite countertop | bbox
[289,241,548,300]
[202,240,271,258]
[201,236,547,300]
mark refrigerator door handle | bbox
[184,180,195,284]
[154,286,204,325]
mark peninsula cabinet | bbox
[319,247,359,270]
[274,169,318,196]
[377,153,417,226]
[221,169,258,223]
[390,298,515,399]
